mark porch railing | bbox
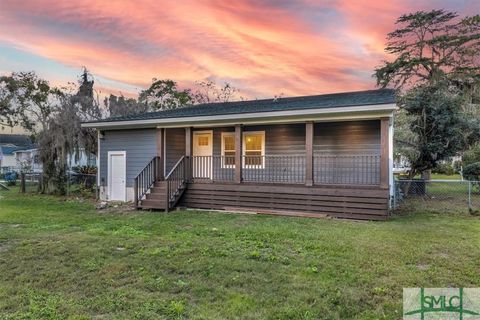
[242,155,306,183]
[189,154,381,185]
[165,156,187,211]
[191,155,235,182]
[190,155,305,184]
[134,156,161,208]
[314,154,381,185]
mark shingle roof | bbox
[90,89,395,123]
[0,145,25,155]
[0,134,33,146]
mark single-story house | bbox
[0,145,22,171]
[82,89,396,220]
[0,134,35,173]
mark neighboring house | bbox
[83,89,396,220]
[0,145,23,171]
[13,148,96,173]
[0,134,35,173]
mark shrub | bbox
[4,172,17,186]
[453,160,463,173]
[72,165,97,175]
[464,162,480,195]
[463,162,480,181]
[432,162,455,175]
[463,145,480,167]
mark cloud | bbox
[0,0,478,98]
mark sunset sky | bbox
[0,0,478,99]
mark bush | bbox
[4,172,17,186]
[432,162,455,175]
[463,162,480,181]
[453,160,463,173]
[463,145,480,167]
[464,162,480,195]
[72,165,97,175]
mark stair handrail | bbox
[165,156,187,212]
[134,156,161,208]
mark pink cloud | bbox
[0,0,477,98]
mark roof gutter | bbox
[81,103,396,129]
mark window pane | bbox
[245,151,262,166]
[245,134,262,151]
[224,151,235,165]
[198,136,209,146]
[224,135,235,151]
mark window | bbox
[221,132,235,167]
[198,136,209,146]
[243,131,265,168]
[221,131,265,168]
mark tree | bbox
[37,69,103,194]
[192,80,241,104]
[375,10,480,177]
[400,82,472,175]
[138,79,192,111]
[0,71,63,135]
[104,94,148,117]
[375,10,480,92]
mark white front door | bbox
[193,131,213,178]
[108,151,126,201]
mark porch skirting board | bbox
[179,182,389,220]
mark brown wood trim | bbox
[305,121,313,186]
[156,128,165,180]
[187,182,389,198]
[380,118,389,189]
[179,181,389,220]
[235,124,242,183]
[185,127,193,181]
[184,188,388,203]
[182,196,386,214]
[185,127,192,157]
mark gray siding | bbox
[165,128,185,174]
[211,124,305,156]
[207,124,306,183]
[100,129,157,187]
[205,121,380,184]
[314,120,381,184]
[314,120,380,155]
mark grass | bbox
[0,189,479,319]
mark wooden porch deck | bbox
[179,181,389,220]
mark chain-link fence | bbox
[0,171,97,198]
[394,179,480,213]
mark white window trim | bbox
[107,150,127,202]
[242,131,265,169]
[221,132,235,168]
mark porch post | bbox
[235,124,243,183]
[380,118,390,189]
[185,127,193,181]
[156,128,164,180]
[305,121,314,186]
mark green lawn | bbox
[0,189,479,319]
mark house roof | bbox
[0,145,25,155]
[87,89,395,125]
[0,134,33,146]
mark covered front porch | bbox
[134,119,392,219]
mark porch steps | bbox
[138,181,186,211]
[139,181,168,210]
